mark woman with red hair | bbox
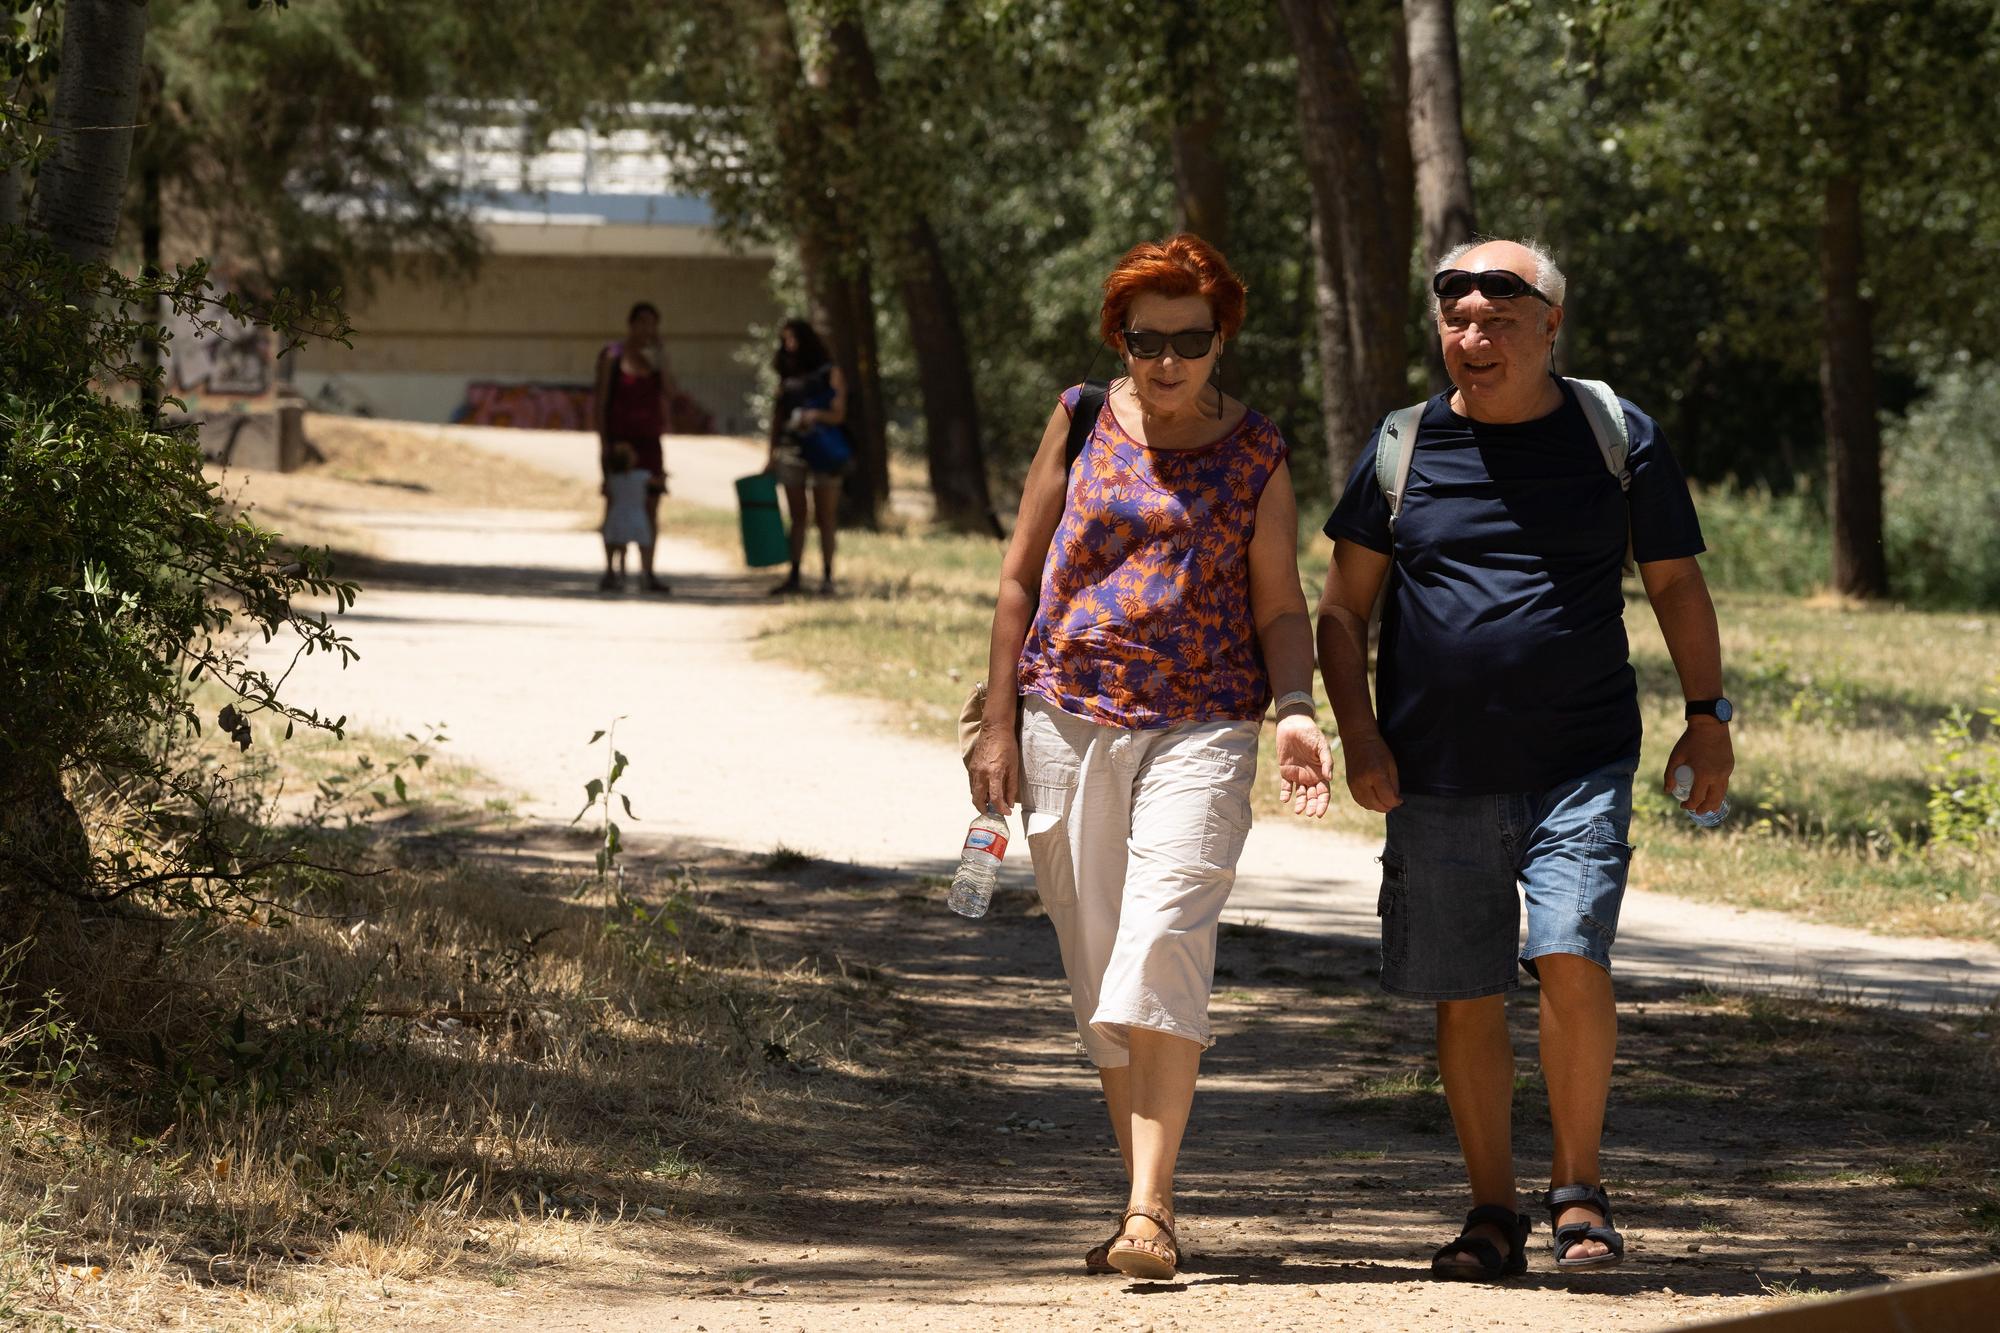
[967,234,1331,1279]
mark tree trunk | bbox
[1404,0,1476,393]
[140,158,163,417]
[1819,169,1887,598]
[814,7,896,527]
[819,10,998,534]
[898,216,1000,534]
[736,0,885,526]
[1279,0,1411,491]
[0,758,93,899]
[29,0,150,266]
[1170,112,1229,253]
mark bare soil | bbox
[425,834,2000,1333]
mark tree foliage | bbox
[2,2,359,906]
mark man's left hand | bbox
[1275,715,1333,819]
[1664,722,1735,816]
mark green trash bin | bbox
[735,473,790,568]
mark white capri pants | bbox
[1018,695,1260,1068]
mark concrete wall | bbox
[291,249,777,432]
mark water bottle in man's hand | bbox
[948,811,1009,918]
[1672,764,1729,829]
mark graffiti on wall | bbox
[454,382,593,430]
[454,382,714,434]
[167,280,275,402]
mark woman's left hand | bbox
[1275,714,1333,819]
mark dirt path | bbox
[251,424,2000,1012]
[228,425,2000,1330]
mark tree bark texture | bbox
[1404,0,1477,392]
[1170,113,1229,254]
[140,159,163,416]
[736,0,884,526]
[897,215,1000,533]
[30,0,150,266]
[1279,0,1411,492]
[0,758,93,899]
[1819,169,1888,598]
[821,11,998,534]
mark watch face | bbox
[1714,698,1733,723]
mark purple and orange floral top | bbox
[1018,385,1289,729]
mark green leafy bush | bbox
[1927,678,2000,850]
[1885,367,2000,610]
[0,225,354,907]
[1688,482,1830,596]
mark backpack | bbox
[1373,377,1636,572]
[1375,377,1632,520]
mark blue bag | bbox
[799,422,853,472]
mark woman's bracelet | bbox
[1274,690,1317,717]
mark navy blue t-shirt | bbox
[1323,380,1705,796]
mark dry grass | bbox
[0,760,905,1328]
[205,415,599,559]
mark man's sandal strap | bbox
[1544,1183,1625,1263]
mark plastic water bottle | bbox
[1672,764,1729,829]
[948,811,1010,918]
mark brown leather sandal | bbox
[1106,1207,1180,1280]
[1084,1223,1123,1274]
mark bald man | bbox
[1316,238,1732,1281]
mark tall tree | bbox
[1404,0,1476,392]
[1817,45,1885,597]
[726,0,889,526]
[29,0,148,267]
[821,6,999,533]
[1164,1,1228,253]
[1278,0,1413,489]
[1572,0,2000,598]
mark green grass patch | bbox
[672,499,2000,942]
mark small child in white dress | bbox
[600,441,656,591]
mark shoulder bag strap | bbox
[1066,379,1110,472]
[1375,402,1428,526]
[1564,377,1636,571]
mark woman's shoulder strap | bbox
[1066,379,1110,472]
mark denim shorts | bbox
[1376,754,1639,1001]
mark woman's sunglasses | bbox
[1121,327,1218,359]
[1432,268,1552,305]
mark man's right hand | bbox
[966,727,1019,817]
[1343,733,1403,812]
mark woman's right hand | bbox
[967,725,1019,817]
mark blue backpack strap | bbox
[1374,402,1428,525]
[1066,379,1110,472]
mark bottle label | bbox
[963,827,1008,861]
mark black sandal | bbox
[1545,1182,1625,1270]
[1430,1203,1531,1282]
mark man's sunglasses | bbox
[1432,268,1552,305]
[1121,327,1218,359]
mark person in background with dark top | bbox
[765,318,850,596]
[593,301,677,594]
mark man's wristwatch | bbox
[1685,697,1734,723]
[1274,690,1317,717]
